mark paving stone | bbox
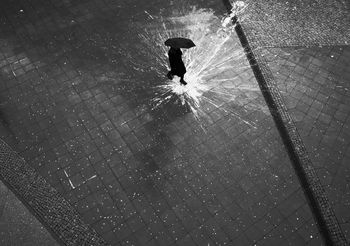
[262,45,350,243]
[0,180,60,246]
[0,0,341,245]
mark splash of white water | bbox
[222,1,249,28]
[126,3,267,129]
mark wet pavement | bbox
[0,180,59,246]
[230,0,350,242]
[261,46,350,241]
[0,0,349,245]
[239,0,350,47]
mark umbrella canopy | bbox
[164,37,196,49]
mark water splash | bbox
[221,1,249,28]
[123,4,266,129]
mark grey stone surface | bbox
[234,21,347,244]
[0,180,59,246]
[240,0,350,47]
[2,0,349,245]
[0,0,323,245]
[261,46,350,241]
[0,140,107,246]
[224,0,350,244]
[223,1,350,244]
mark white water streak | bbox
[128,3,269,129]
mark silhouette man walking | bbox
[167,47,187,85]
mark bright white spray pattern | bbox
[128,3,270,129]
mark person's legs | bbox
[180,74,187,85]
[167,71,173,80]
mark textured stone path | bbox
[0,0,348,245]
[0,180,59,246]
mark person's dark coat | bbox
[168,47,186,77]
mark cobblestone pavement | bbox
[240,0,350,47]
[260,46,350,241]
[0,0,326,245]
[0,180,59,246]
[227,0,350,243]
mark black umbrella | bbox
[164,37,196,49]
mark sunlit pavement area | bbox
[0,0,349,245]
